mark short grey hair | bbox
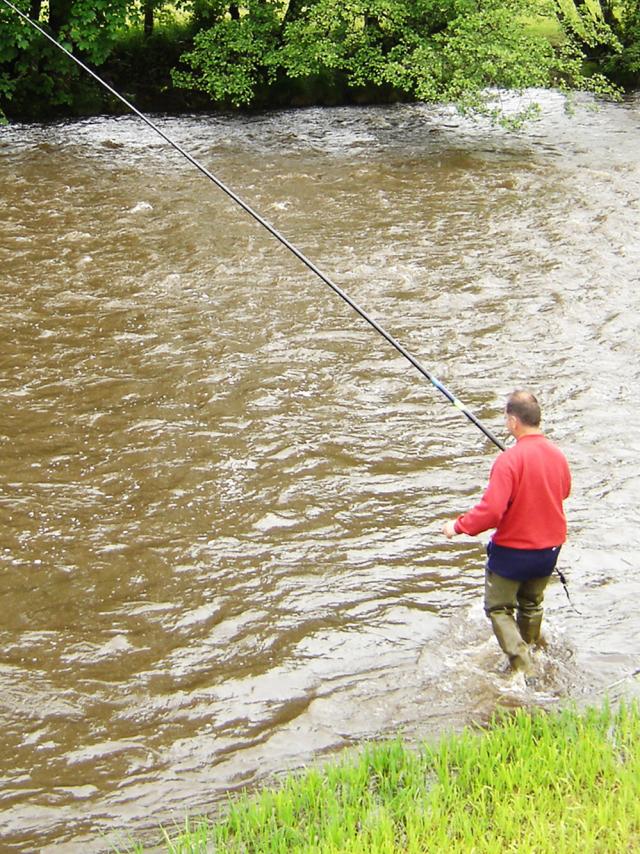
[506,390,541,427]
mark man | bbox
[443,390,571,675]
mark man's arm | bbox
[442,456,514,539]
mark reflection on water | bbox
[1,92,640,851]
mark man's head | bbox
[505,390,541,435]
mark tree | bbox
[0,0,38,110]
[172,0,284,107]
[0,0,134,117]
[0,0,632,119]
[139,0,192,37]
[554,0,640,85]
[49,0,74,34]
[172,0,621,118]
[144,0,155,36]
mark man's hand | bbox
[442,520,457,539]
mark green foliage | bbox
[0,0,637,118]
[62,0,130,62]
[0,0,35,111]
[367,0,565,112]
[172,0,284,107]
[105,17,207,111]
[555,0,619,48]
[173,0,623,119]
[601,0,640,84]
[554,0,640,84]
[0,0,134,118]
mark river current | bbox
[1,91,640,851]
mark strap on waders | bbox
[555,566,581,615]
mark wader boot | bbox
[485,570,552,673]
[489,611,533,675]
[516,576,550,647]
[517,612,543,646]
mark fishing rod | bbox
[1,0,505,452]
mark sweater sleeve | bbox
[454,456,514,537]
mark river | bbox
[1,91,639,851]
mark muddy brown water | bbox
[1,92,640,851]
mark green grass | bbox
[522,14,567,46]
[122,701,640,853]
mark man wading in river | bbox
[443,390,571,677]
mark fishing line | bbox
[1,0,506,451]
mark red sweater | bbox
[454,434,571,549]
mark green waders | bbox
[484,570,551,674]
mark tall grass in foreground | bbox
[129,702,640,853]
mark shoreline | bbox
[120,697,640,853]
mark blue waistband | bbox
[486,541,561,581]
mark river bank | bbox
[123,699,640,852]
[2,8,638,123]
[3,24,407,122]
